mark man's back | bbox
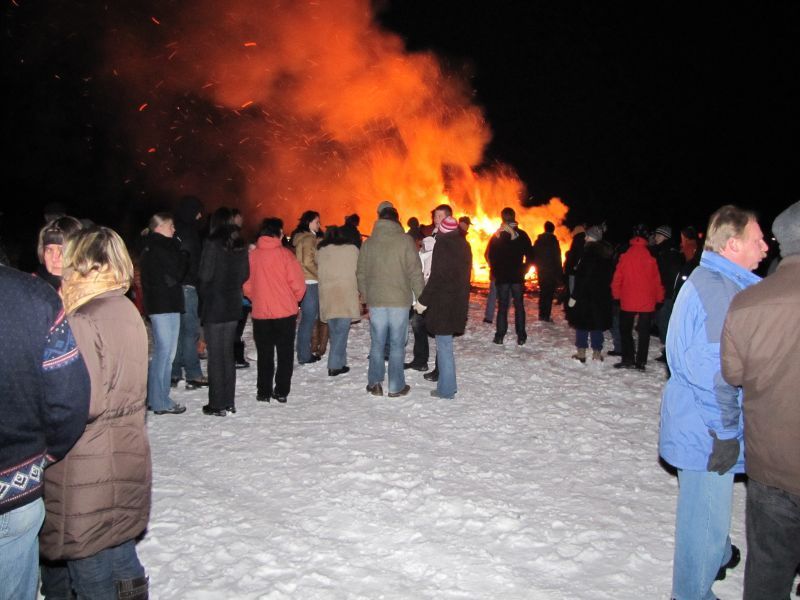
[357,219,424,307]
[533,232,562,280]
[721,255,800,496]
[487,228,532,284]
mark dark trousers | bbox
[234,304,251,363]
[253,315,296,398]
[538,277,557,321]
[496,282,526,341]
[409,310,429,366]
[205,321,237,409]
[743,478,800,600]
[656,297,674,345]
[619,310,653,365]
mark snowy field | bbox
[136,292,773,599]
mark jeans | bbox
[619,310,653,365]
[326,318,351,370]
[171,285,203,381]
[205,321,237,410]
[484,279,497,322]
[147,312,180,411]
[0,498,44,600]
[575,329,604,350]
[59,539,145,600]
[496,282,526,341]
[672,469,735,600]
[409,310,429,366]
[296,283,319,363]
[743,478,800,600]
[538,276,557,321]
[435,335,456,398]
[367,307,408,394]
[253,316,296,398]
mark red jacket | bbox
[611,238,664,312]
[243,237,306,319]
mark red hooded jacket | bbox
[243,236,306,319]
[611,237,664,312]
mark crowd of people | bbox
[0,196,797,599]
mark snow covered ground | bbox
[137,293,774,599]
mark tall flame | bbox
[107,0,570,278]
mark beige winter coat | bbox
[317,244,360,321]
[40,290,152,560]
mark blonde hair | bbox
[704,205,756,253]
[63,226,134,286]
[36,216,82,264]
[141,212,173,236]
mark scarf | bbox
[61,267,129,314]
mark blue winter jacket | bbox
[658,251,761,472]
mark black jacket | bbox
[418,230,472,336]
[532,232,563,283]
[566,241,614,331]
[563,231,586,277]
[198,238,250,323]
[35,263,62,291]
[651,240,684,298]
[340,222,362,248]
[174,196,204,286]
[140,232,188,315]
[486,227,533,284]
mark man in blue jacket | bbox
[659,205,767,600]
[0,266,90,600]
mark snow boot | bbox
[715,544,740,581]
[572,348,586,363]
[311,320,329,357]
[592,350,603,362]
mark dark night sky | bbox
[4,1,800,266]
[379,2,800,238]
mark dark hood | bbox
[175,195,204,225]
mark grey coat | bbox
[357,219,424,308]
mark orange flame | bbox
[109,0,571,281]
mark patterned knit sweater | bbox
[0,266,90,515]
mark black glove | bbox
[706,431,739,475]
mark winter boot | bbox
[572,348,586,363]
[310,321,320,356]
[592,350,603,362]
[116,576,148,599]
[317,320,329,357]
